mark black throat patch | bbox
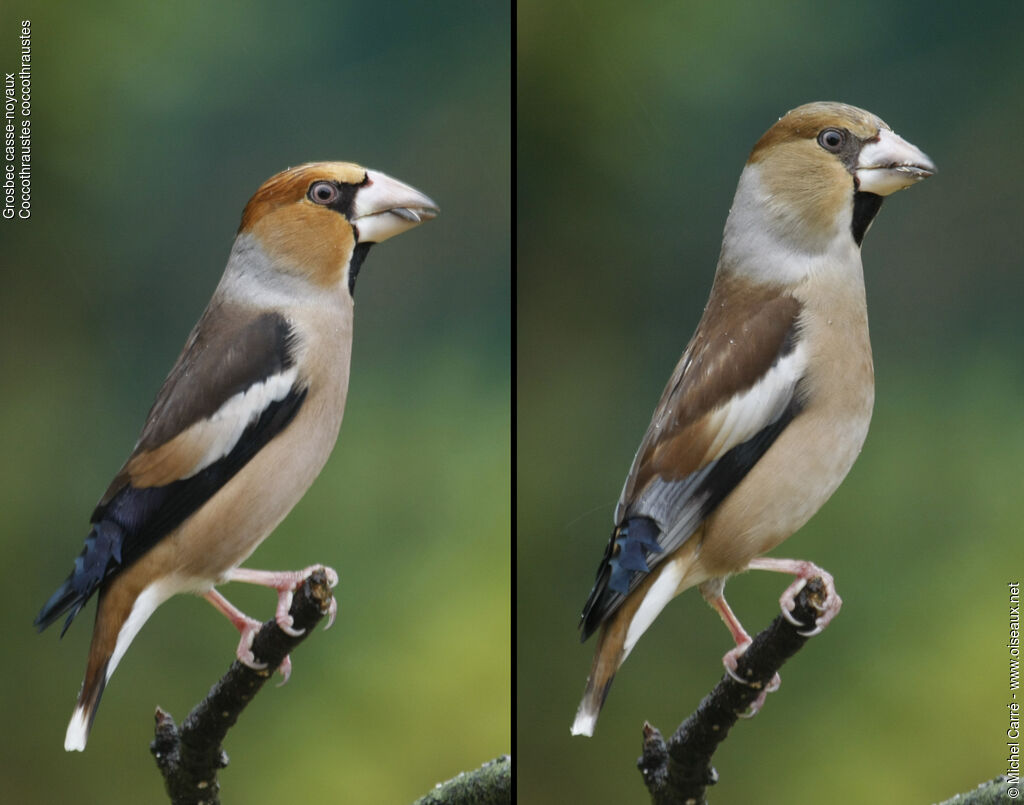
[348,242,373,296]
[851,191,884,246]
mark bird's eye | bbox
[309,181,339,205]
[817,128,846,152]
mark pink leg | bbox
[700,581,780,717]
[203,589,292,683]
[746,557,842,636]
[223,565,339,637]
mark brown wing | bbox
[580,274,805,639]
[35,304,307,636]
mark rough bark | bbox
[150,568,335,805]
[411,755,512,805]
[637,577,832,804]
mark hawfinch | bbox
[35,162,438,751]
[572,102,934,737]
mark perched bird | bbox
[35,162,438,751]
[572,102,934,737]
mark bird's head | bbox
[729,102,934,261]
[237,162,439,292]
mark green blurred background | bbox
[519,2,1023,803]
[0,3,508,803]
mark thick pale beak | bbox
[352,169,440,243]
[856,128,936,196]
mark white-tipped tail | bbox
[61,577,182,751]
[571,708,597,737]
[65,706,90,751]
[571,549,702,739]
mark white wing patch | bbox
[186,366,299,478]
[702,340,807,464]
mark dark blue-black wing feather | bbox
[578,396,802,642]
[34,386,307,636]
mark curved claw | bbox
[276,611,306,638]
[737,688,770,719]
[723,640,782,717]
[236,628,268,671]
[734,672,781,718]
[782,603,826,635]
[275,655,293,686]
[324,596,338,631]
[781,604,807,628]
[273,587,301,636]
[238,652,268,671]
[722,641,752,684]
[787,581,842,636]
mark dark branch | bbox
[411,755,512,805]
[935,776,1018,805]
[150,569,336,805]
[637,577,831,805]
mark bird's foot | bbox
[234,617,268,670]
[203,589,292,681]
[235,622,293,684]
[235,624,291,685]
[746,557,842,636]
[721,641,781,718]
[225,564,339,636]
